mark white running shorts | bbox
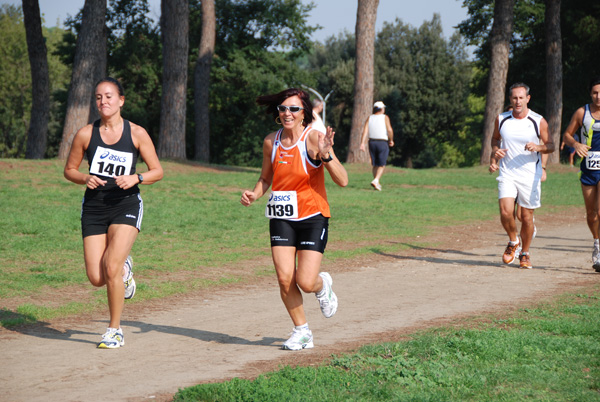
[497,175,541,209]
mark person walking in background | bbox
[240,88,348,351]
[560,136,578,167]
[64,77,163,348]
[360,101,394,191]
[311,98,326,134]
[489,83,554,269]
[560,76,600,272]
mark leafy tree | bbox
[374,15,472,168]
[106,0,162,145]
[305,33,356,162]
[188,0,318,166]
[57,0,107,160]
[0,5,31,158]
[459,0,600,164]
[307,16,473,168]
[23,0,50,159]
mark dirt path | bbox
[1,216,598,402]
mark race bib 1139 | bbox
[265,191,298,219]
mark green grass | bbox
[1,159,596,399]
[0,159,583,324]
[173,288,600,402]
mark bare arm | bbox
[240,134,275,206]
[562,107,589,158]
[385,115,394,147]
[525,118,555,154]
[64,125,108,189]
[114,123,163,190]
[359,119,370,151]
[489,118,505,173]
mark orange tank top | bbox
[266,126,330,221]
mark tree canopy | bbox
[3,0,600,167]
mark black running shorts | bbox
[81,193,143,238]
[269,214,329,253]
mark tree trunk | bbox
[545,0,562,164]
[22,0,49,159]
[479,0,515,165]
[347,0,379,164]
[158,0,189,160]
[88,29,107,124]
[193,0,215,162]
[57,0,107,159]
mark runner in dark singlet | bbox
[561,76,600,272]
[64,77,163,348]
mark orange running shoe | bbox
[519,252,532,269]
[502,240,521,264]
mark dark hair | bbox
[256,88,313,125]
[509,82,530,96]
[95,77,125,97]
[589,76,600,93]
[372,107,384,114]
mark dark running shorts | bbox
[269,214,329,253]
[81,193,143,238]
[369,139,390,166]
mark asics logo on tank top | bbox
[100,150,128,163]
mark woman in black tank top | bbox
[64,77,163,348]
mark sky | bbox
[2,0,470,42]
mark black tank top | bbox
[84,119,139,200]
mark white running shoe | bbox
[124,256,136,300]
[316,272,338,318]
[97,327,124,349]
[282,327,314,351]
[532,217,537,239]
[593,242,600,272]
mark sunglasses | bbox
[277,105,304,113]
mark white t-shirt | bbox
[497,110,543,179]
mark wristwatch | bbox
[321,153,333,163]
[137,174,144,184]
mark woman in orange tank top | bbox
[241,88,348,351]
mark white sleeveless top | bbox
[367,114,388,140]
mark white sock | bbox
[295,323,309,331]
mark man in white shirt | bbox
[489,83,554,269]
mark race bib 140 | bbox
[89,146,133,177]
